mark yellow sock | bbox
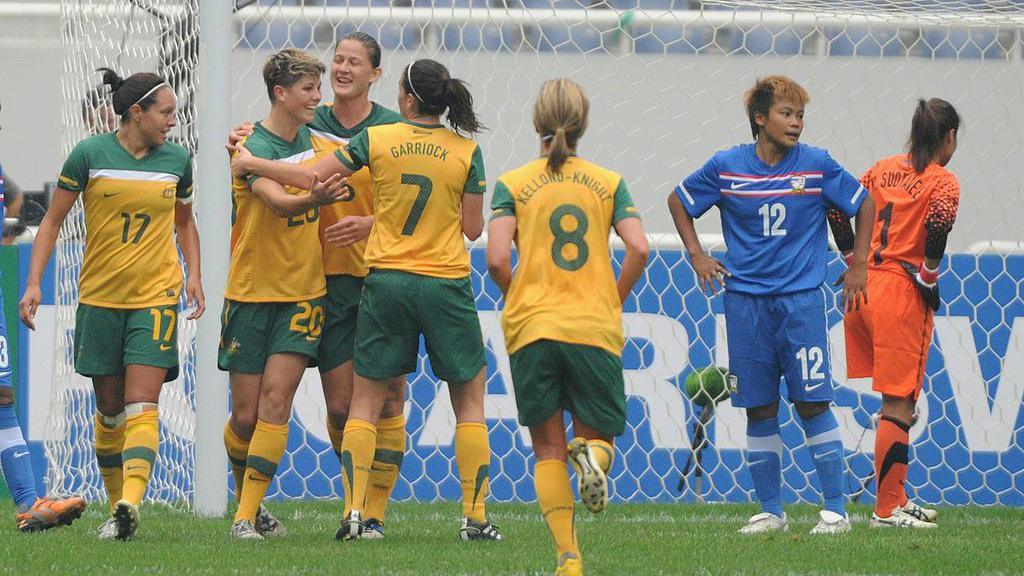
[455,422,490,522]
[535,459,580,561]
[223,421,250,502]
[235,420,289,523]
[326,417,344,461]
[94,412,125,514]
[339,419,376,518]
[587,439,615,474]
[121,404,159,506]
[364,415,405,523]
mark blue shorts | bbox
[724,287,833,409]
[0,290,11,388]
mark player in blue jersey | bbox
[0,99,87,531]
[668,76,874,534]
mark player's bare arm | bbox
[668,192,729,295]
[250,172,346,218]
[613,216,650,303]
[485,214,516,296]
[19,187,79,330]
[324,214,374,247]
[174,202,205,320]
[233,143,354,191]
[838,195,875,311]
[461,191,484,241]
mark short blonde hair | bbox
[532,78,589,174]
[744,75,810,139]
[262,48,325,103]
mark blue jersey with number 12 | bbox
[675,143,865,295]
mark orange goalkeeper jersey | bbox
[859,154,960,274]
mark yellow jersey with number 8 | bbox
[491,156,640,356]
[335,120,485,279]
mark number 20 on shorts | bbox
[290,301,324,340]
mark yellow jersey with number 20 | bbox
[491,156,640,356]
[335,120,486,279]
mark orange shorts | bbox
[844,269,934,399]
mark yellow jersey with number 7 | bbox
[335,120,486,279]
[490,156,640,356]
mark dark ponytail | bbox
[403,59,485,136]
[908,97,960,173]
[97,67,167,122]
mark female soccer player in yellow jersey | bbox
[227,32,406,539]
[237,57,499,542]
[220,49,347,540]
[19,68,204,541]
[486,79,649,576]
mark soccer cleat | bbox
[230,519,264,540]
[555,553,584,576]
[97,517,118,540]
[335,510,363,541]
[255,504,287,538]
[113,499,139,540]
[459,517,503,542]
[809,510,852,535]
[738,512,789,534]
[362,518,385,540]
[15,496,87,532]
[870,509,937,529]
[896,500,938,524]
[568,438,608,514]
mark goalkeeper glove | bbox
[899,260,940,311]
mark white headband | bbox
[131,82,171,109]
[406,61,424,103]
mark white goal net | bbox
[48,0,1024,509]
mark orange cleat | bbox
[16,496,87,532]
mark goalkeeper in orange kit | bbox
[830,98,961,529]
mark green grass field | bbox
[1,500,1022,575]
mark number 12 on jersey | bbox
[758,203,787,237]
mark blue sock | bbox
[746,416,783,517]
[800,409,846,517]
[0,403,39,512]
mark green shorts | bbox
[218,298,325,374]
[74,303,179,382]
[509,339,626,437]
[354,269,485,383]
[317,274,364,373]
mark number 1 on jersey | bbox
[401,173,433,236]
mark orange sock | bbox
[874,415,910,517]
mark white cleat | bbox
[230,519,265,540]
[97,517,118,540]
[870,509,937,529]
[896,500,937,524]
[809,510,851,535]
[568,437,608,514]
[738,512,789,534]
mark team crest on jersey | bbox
[790,176,807,194]
[163,185,175,199]
[727,373,739,396]
[225,338,241,355]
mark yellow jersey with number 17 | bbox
[335,120,486,279]
[58,132,193,309]
[491,156,640,356]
